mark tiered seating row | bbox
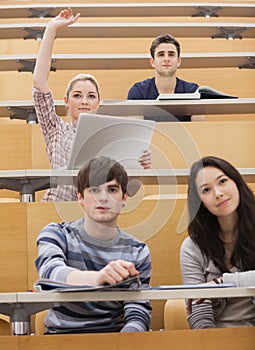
[0,3,254,119]
[1,52,254,72]
[0,199,188,331]
[1,22,255,40]
[1,121,255,170]
[2,98,255,124]
[0,5,254,348]
[1,2,255,19]
[1,121,255,201]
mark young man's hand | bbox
[98,259,139,285]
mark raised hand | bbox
[47,7,80,31]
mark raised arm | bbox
[33,7,80,93]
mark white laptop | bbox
[66,114,155,170]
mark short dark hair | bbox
[150,34,181,58]
[77,156,128,197]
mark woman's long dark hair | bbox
[188,156,255,273]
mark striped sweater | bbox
[35,218,152,334]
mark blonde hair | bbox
[65,73,100,100]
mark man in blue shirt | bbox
[127,34,205,121]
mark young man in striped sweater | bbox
[35,156,152,334]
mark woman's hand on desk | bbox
[186,277,223,314]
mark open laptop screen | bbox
[66,113,155,170]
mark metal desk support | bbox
[0,175,51,202]
[0,301,56,335]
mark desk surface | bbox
[1,22,255,40]
[0,169,189,191]
[0,52,254,72]
[1,3,255,18]
[98,98,255,116]
[1,168,255,196]
[0,286,254,304]
[0,52,255,72]
[16,286,255,303]
[1,286,254,336]
[1,98,255,119]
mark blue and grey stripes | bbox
[35,218,152,334]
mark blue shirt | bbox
[127,77,199,121]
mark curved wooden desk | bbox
[0,22,255,40]
[0,52,254,73]
[1,168,255,202]
[98,98,255,117]
[0,286,254,335]
[1,98,255,122]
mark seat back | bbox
[0,314,11,335]
[164,299,190,330]
[35,310,47,335]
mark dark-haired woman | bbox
[180,156,255,328]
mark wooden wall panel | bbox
[19,328,255,350]
[0,337,18,350]
[0,203,27,292]
[30,121,255,170]
[152,121,255,169]
[1,68,255,101]
[0,125,31,170]
[31,125,50,169]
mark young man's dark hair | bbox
[150,34,181,58]
[77,156,128,197]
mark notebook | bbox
[66,114,155,170]
[34,275,142,292]
[151,283,235,290]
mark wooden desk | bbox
[0,168,189,201]
[0,286,254,335]
[99,98,255,117]
[1,168,255,202]
[1,22,255,40]
[17,286,255,303]
[1,98,255,122]
[1,3,255,19]
[0,52,254,72]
